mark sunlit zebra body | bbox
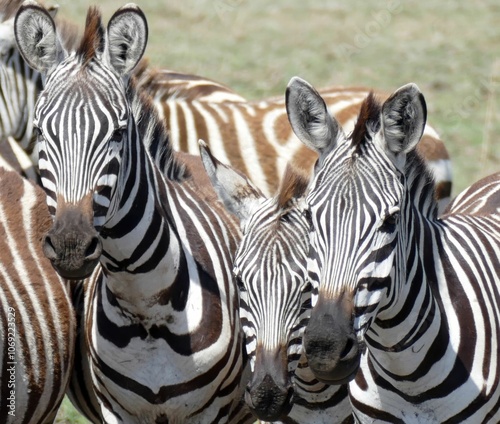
[284,77,500,422]
[0,167,75,423]
[15,3,252,423]
[137,65,246,103]
[155,84,452,207]
[201,147,353,423]
[443,171,500,216]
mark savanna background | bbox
[53,0,499,422]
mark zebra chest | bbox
[87,271,236,411]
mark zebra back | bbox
[0,167,75,423]
[443,171,500,216]
[135,61,247,103]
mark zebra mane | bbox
[276,164,309,210]
[127,78,188,182]
[351,91,382,152]
[76,6,105,66]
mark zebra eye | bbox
[381,207,400,232]
[235,275,246,292]
[33,127,43,139]
[280,213,290,223]
[111,128,126,142]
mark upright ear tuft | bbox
[76,7,105,65]
[106,3,148,76]
[199,140,264,225]
[286,76,342,158]
[14,0,64,74]
[381,83,427,156]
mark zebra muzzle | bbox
[43,205,102,279]
[245,346,293,421]
[303,292,361,385]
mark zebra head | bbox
[286,77,427,385]
[14,2,148,279]
[201,142,312,421]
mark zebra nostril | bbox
[43,234,58,261]
[340,338,355,360]
[84,236,102,261]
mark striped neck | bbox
[364,158,447,374]
[98,85,185,318]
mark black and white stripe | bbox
[201,148,353,423]
[15,3,252,423]
[286,76,500,422]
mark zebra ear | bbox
[14,0,65,74]
[106,4,148,76]
[381,83,427,160]
[199,140,265,225]
[286,76,342,159]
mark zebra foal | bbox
[201,144,353,423]
[0,167,75,423]
[284,76,500,421]
[15,2,253,422]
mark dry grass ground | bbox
[52,1,499,422]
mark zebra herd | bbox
[0,0,498,423]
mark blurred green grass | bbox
[53,0,498,421]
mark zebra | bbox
[136,62,246,103]
[0,167,75,423]
[201,143,354,423]
[282,76,500,421]
[15,2,254,423]
[443,171,500,216]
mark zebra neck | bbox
[367,207,446,371]
[99,122,184,317]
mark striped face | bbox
[34,58,128,223]
[235,197,311,364]
[306,136,404,333]
[285,77,427,386]
[32,57,128,279]
[234,196,312,420]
